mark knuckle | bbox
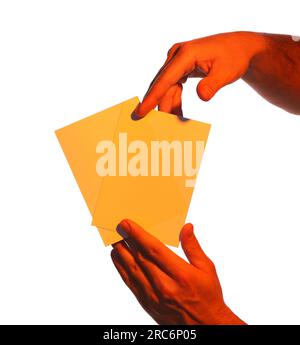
[180,42,196,62]
[175,270,188,284]
[143,291,159,308]
[135,252,145,264]
[168,42,181,55]
[177,269,194,288]
[147,246,159,259]
[207,259,216,272]
[180,41,193,52]
[160,283,175,299]
[130,262,139,274]
[159,284,179,305]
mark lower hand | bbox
[111,219,246,325]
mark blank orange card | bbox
[55,99,127,246]
[56,97,210,247]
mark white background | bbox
[0,0,300,325]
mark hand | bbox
[132,31,268,118]
[110,219,246,325]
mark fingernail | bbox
[131,111,142,120]
[116,219,131,238]
[111,249,119,259]
[180,223,193,241]
[131,104,143,120]
[178,115,189,122]
[185,223,194,236]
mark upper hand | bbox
[132,31,267,118]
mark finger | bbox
[157,85,178,113]
[145,43,182,97]
[112,241,151,294]
[124,236,174,294]
[112,242,165,306]
[170,83,183,117]
[111,249,140,297]
[158,83,183,117]
[131,43,182,120]
[113,241,166,306]
[111,251,163,318]
[180,223,211,269]
[135,51,194,118]
[196,61,239,101]
[116,219,187,278]
[167,43,182,59]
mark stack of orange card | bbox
[55,97,210,246]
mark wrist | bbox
[236,31,270,61]
[237,31,273,82]
[209,303,246,325]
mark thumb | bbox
[180,223,210,269]
[196,62,237,101]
